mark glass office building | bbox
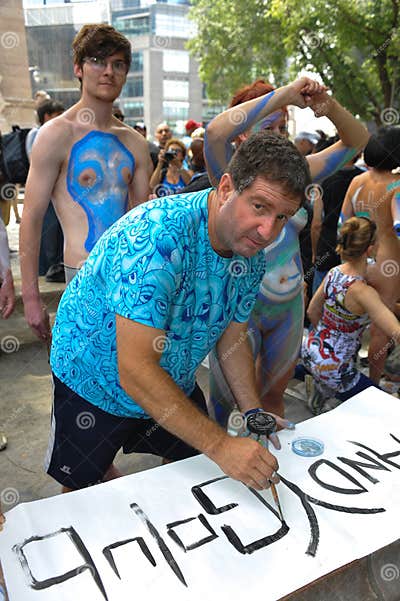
[23,0,220,135]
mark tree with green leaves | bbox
[188,0,399,125]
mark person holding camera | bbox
[150,138,191,197]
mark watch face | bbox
[246,412,277,436]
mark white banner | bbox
[1,387,399,601]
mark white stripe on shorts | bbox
[43,377,56,473]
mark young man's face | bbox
[74,51,128,103]
[213,174,300,258]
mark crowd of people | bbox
[1,23,399,530]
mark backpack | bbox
[0,126,31,184]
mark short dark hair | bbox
[228,131,311,204]
[364,126,400,170]
[37,100,64,125]
[72,24,131,72]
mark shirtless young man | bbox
[341,127,400,382]
[20,24,152,343]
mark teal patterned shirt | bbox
[51,189,266,417]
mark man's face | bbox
[74,51,128,103]
[213,174,300,258]
[155,124,172,147]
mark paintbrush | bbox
[270,480,284,522]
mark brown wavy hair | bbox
[72,24,131,71]
[337,217,377,260]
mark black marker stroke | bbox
[220,485,289,555]
[281,475,385,558]
[349,436,400,470]
[221,521,289,555]
[166,514,218,552]
[309,460,368,494]
[191,476,238,514]
[338,453,390,485]
[131,503,187,587]
[102,537,156,579]
[280,477,320,557]
[13,526,108,600]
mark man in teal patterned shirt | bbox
[46,131,309,494]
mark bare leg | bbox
[12,196,21,222]
[102,463,123,481]
[256,359,296,418]
[62,486,74,493]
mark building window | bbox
[163,79,189,100]
[163,101,189,120]
[123,100,144,117]
[131,51,143,72]
[163,49,189,73]
[115,16,150,35]
[124,76,144,97]
[155,13,193,38]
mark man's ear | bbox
[73,63,83,79]
[217,173,235,206]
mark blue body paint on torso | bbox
[67,131,135,252]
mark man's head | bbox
[294,131,320,156]
[37,100,65,125]
[34,90,51,108]
[73,24,131,74]
[72,25,131,99]
[155,123,172,148]
[134,122,147,137]
[189,138,205,172]
[185,119,201,136]
[211,132,311,257]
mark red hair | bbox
[229,79,288,117]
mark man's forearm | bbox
[216,327,261,413]
[119,357,226,460]
[19,219,42,301]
